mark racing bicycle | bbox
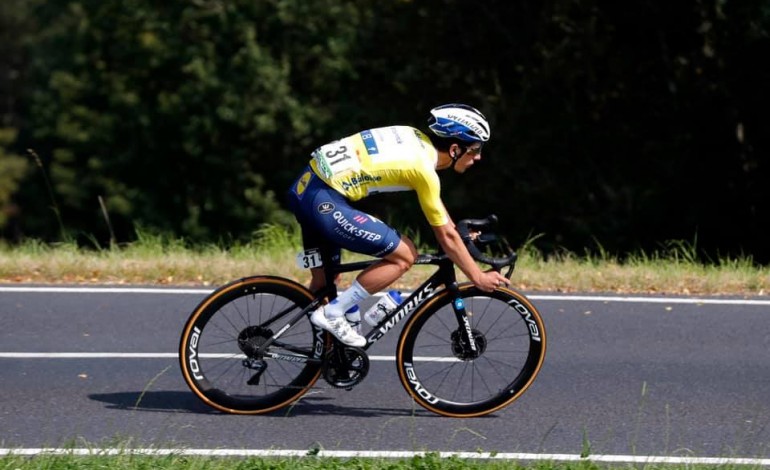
[179,215,546,417]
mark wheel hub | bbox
[451,328,487,360]
[238,326,273,358]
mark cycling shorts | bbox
[286,167,402,262]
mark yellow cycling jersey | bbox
[309,126,449,226]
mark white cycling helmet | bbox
[427,103,491,143]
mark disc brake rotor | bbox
[451,328,487,360]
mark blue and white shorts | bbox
[286,167,401,264]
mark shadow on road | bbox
[89,391,216,414]
[88,391,466,419]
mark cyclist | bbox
[286,104,510,347]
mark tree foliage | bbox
[15,0,369,241]
[2,0,769,261]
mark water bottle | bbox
[344,305,362,335]
[364,290,402,327]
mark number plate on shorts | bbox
[296,249,323,269]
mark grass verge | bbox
[3,451,764,470]
[1,225,768,295]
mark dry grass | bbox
[510,253,769,296]
[1,239,768,296]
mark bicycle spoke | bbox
[224,300,248,335]
[208,355,245,386]
[202,336,239,348]
[418,360,457,383]
[414,342,450,350]
[452,362,470,402]
[433,309,455,334]
[181,278,322,414]
[478,354,510,382]
[473,362,496,397]
[481,354,525,370]
[398,288,545,416]
[209,311,242,341]
[486,321,522,342]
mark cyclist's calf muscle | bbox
[356,237,418,294]
[309,237,417,295]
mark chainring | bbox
[323,345,370,389]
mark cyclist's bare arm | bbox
[431,222,509,292]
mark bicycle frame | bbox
[255,251,462,357]
[180,214,541,416]
[255,214,518,360]
[333,253,460,349]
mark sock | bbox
[324,280,370,319]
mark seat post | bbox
[319,246,340,301]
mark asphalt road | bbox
[1,286,769,459]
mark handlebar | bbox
[456,214,518,278]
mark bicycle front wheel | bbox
[396,284,546,417]
[179,276,326,414]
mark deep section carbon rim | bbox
[398,287,546,417]
[180,277,323,414]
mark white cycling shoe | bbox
[310,307,366,347]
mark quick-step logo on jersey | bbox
[332,211,383,242]
[360,130,379,155]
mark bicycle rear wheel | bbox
[179,276,325,414]
[396,284,546,417]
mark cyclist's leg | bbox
[305,192,415,295]
[298,182,403,264]
[300,231,340,293]
[287,167,342,293]
[357,236,418,294]
[308,268,330,294]
[288,166,412,279]
[287,169,375,345]
[301,188,416,294]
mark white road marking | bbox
[0,353,458,361]
[0,352,179,358]
[0,286,213,294]
[3,287,768,465]
[1,448,769,465]
[1,285,769,305]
